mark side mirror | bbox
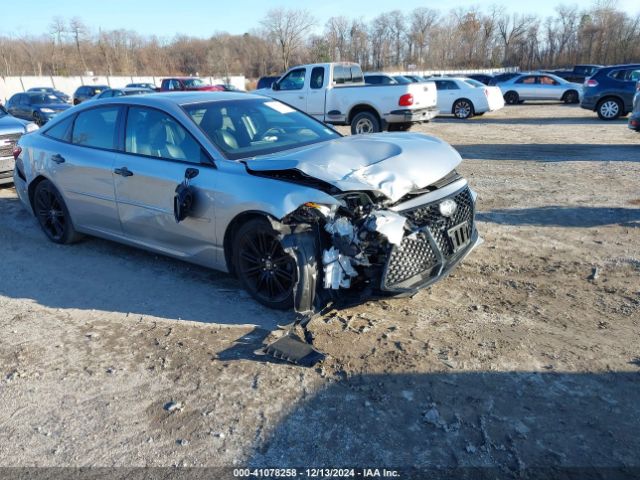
[272,83,280,91]
[174,168,199,223]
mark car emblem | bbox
[439,199,457,217]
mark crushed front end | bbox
[279,172,482,311]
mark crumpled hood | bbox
[244,132,462,202]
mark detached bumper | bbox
[386,106,439,124]
[381,227,482,295]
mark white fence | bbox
[0,75,246,103]
[392,67,520,76]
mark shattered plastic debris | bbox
[323,247,358,289]
[324,216,355,241]
[366,210,407,246]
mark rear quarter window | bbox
[72,106,120,150]
[44,115,75,142]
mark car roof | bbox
[86,91,259,107]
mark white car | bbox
[433,77,505,119]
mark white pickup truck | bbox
[256,62,438,134]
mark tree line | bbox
[0,1,638,79]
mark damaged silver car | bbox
[14,92,482,315]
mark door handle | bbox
[114,166,134,177]
[51,154,65,164]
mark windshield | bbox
[30,94,61,104]
[463,79,485,88]
[394,76,412,84]
[184,98,341,160]
[184,78,207,88]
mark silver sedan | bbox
[498,73,582,105]
[13,92,481,312]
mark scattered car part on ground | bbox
[433,77,504,119]
[72,85,110,105]
[257,62,439,134]
[0,104,38,186]
[14,91,480,362]
[4,92,71,126]
[499,73,582,105]
[581,64,640,120]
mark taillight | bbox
[585,79,598,88]
[12,145,21,161]
[398,93,413,106]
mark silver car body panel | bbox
[499,73,582,101]
[244,132,462,202]
[14,92,478,298]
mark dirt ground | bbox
[1,103,639,477]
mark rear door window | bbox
[44,115,75,141]
[310,67,325,89]
[125,106,204,163]
[516,76,536,84]
[72,106,120,150]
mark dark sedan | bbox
[5,92,71,126]
[126,83,157,90]
[90,87,154,100]
[27,87,71,103]
[72,85,110,105]
[466,74,493,85]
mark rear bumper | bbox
[629,113,640,131]
[580,96,598,111]
[386,106,439,124]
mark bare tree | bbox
[261,8,315,71]
[69,17,89,73]
[497,11,535,65]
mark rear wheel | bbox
[504,91,519,105]
[562,90,579,104]
[453,99,474,119]
[233,218,296,310]
[597,98,623,120]
[351,111,380,135]
[33,180,81,244]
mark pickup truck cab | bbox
[159,77,223,92]
[257,62,438,134]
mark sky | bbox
[1,0,639,39]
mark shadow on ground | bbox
[249,371,640,479]
[0,195,291,328]
[454,144,639,162]
[477,206,640,228]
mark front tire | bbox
[453,99,474,119]
[33,112,44,126]
[33,180,81,244]
[504,91,519,105]
[597,98,623,120]
[233,218,296,310]
[351,111,380,135]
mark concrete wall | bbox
[392,67,520,76]
[0,75,246,103]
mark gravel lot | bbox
[1,103,639,477]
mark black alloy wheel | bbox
[504,91,519,105]
[563,90,579,104]
[233,218,296,310]
[33,180,80,244]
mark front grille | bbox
[0,133,21,158]
[384,234,437,287]
[402,187,474,257]
[382,187,475,290]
